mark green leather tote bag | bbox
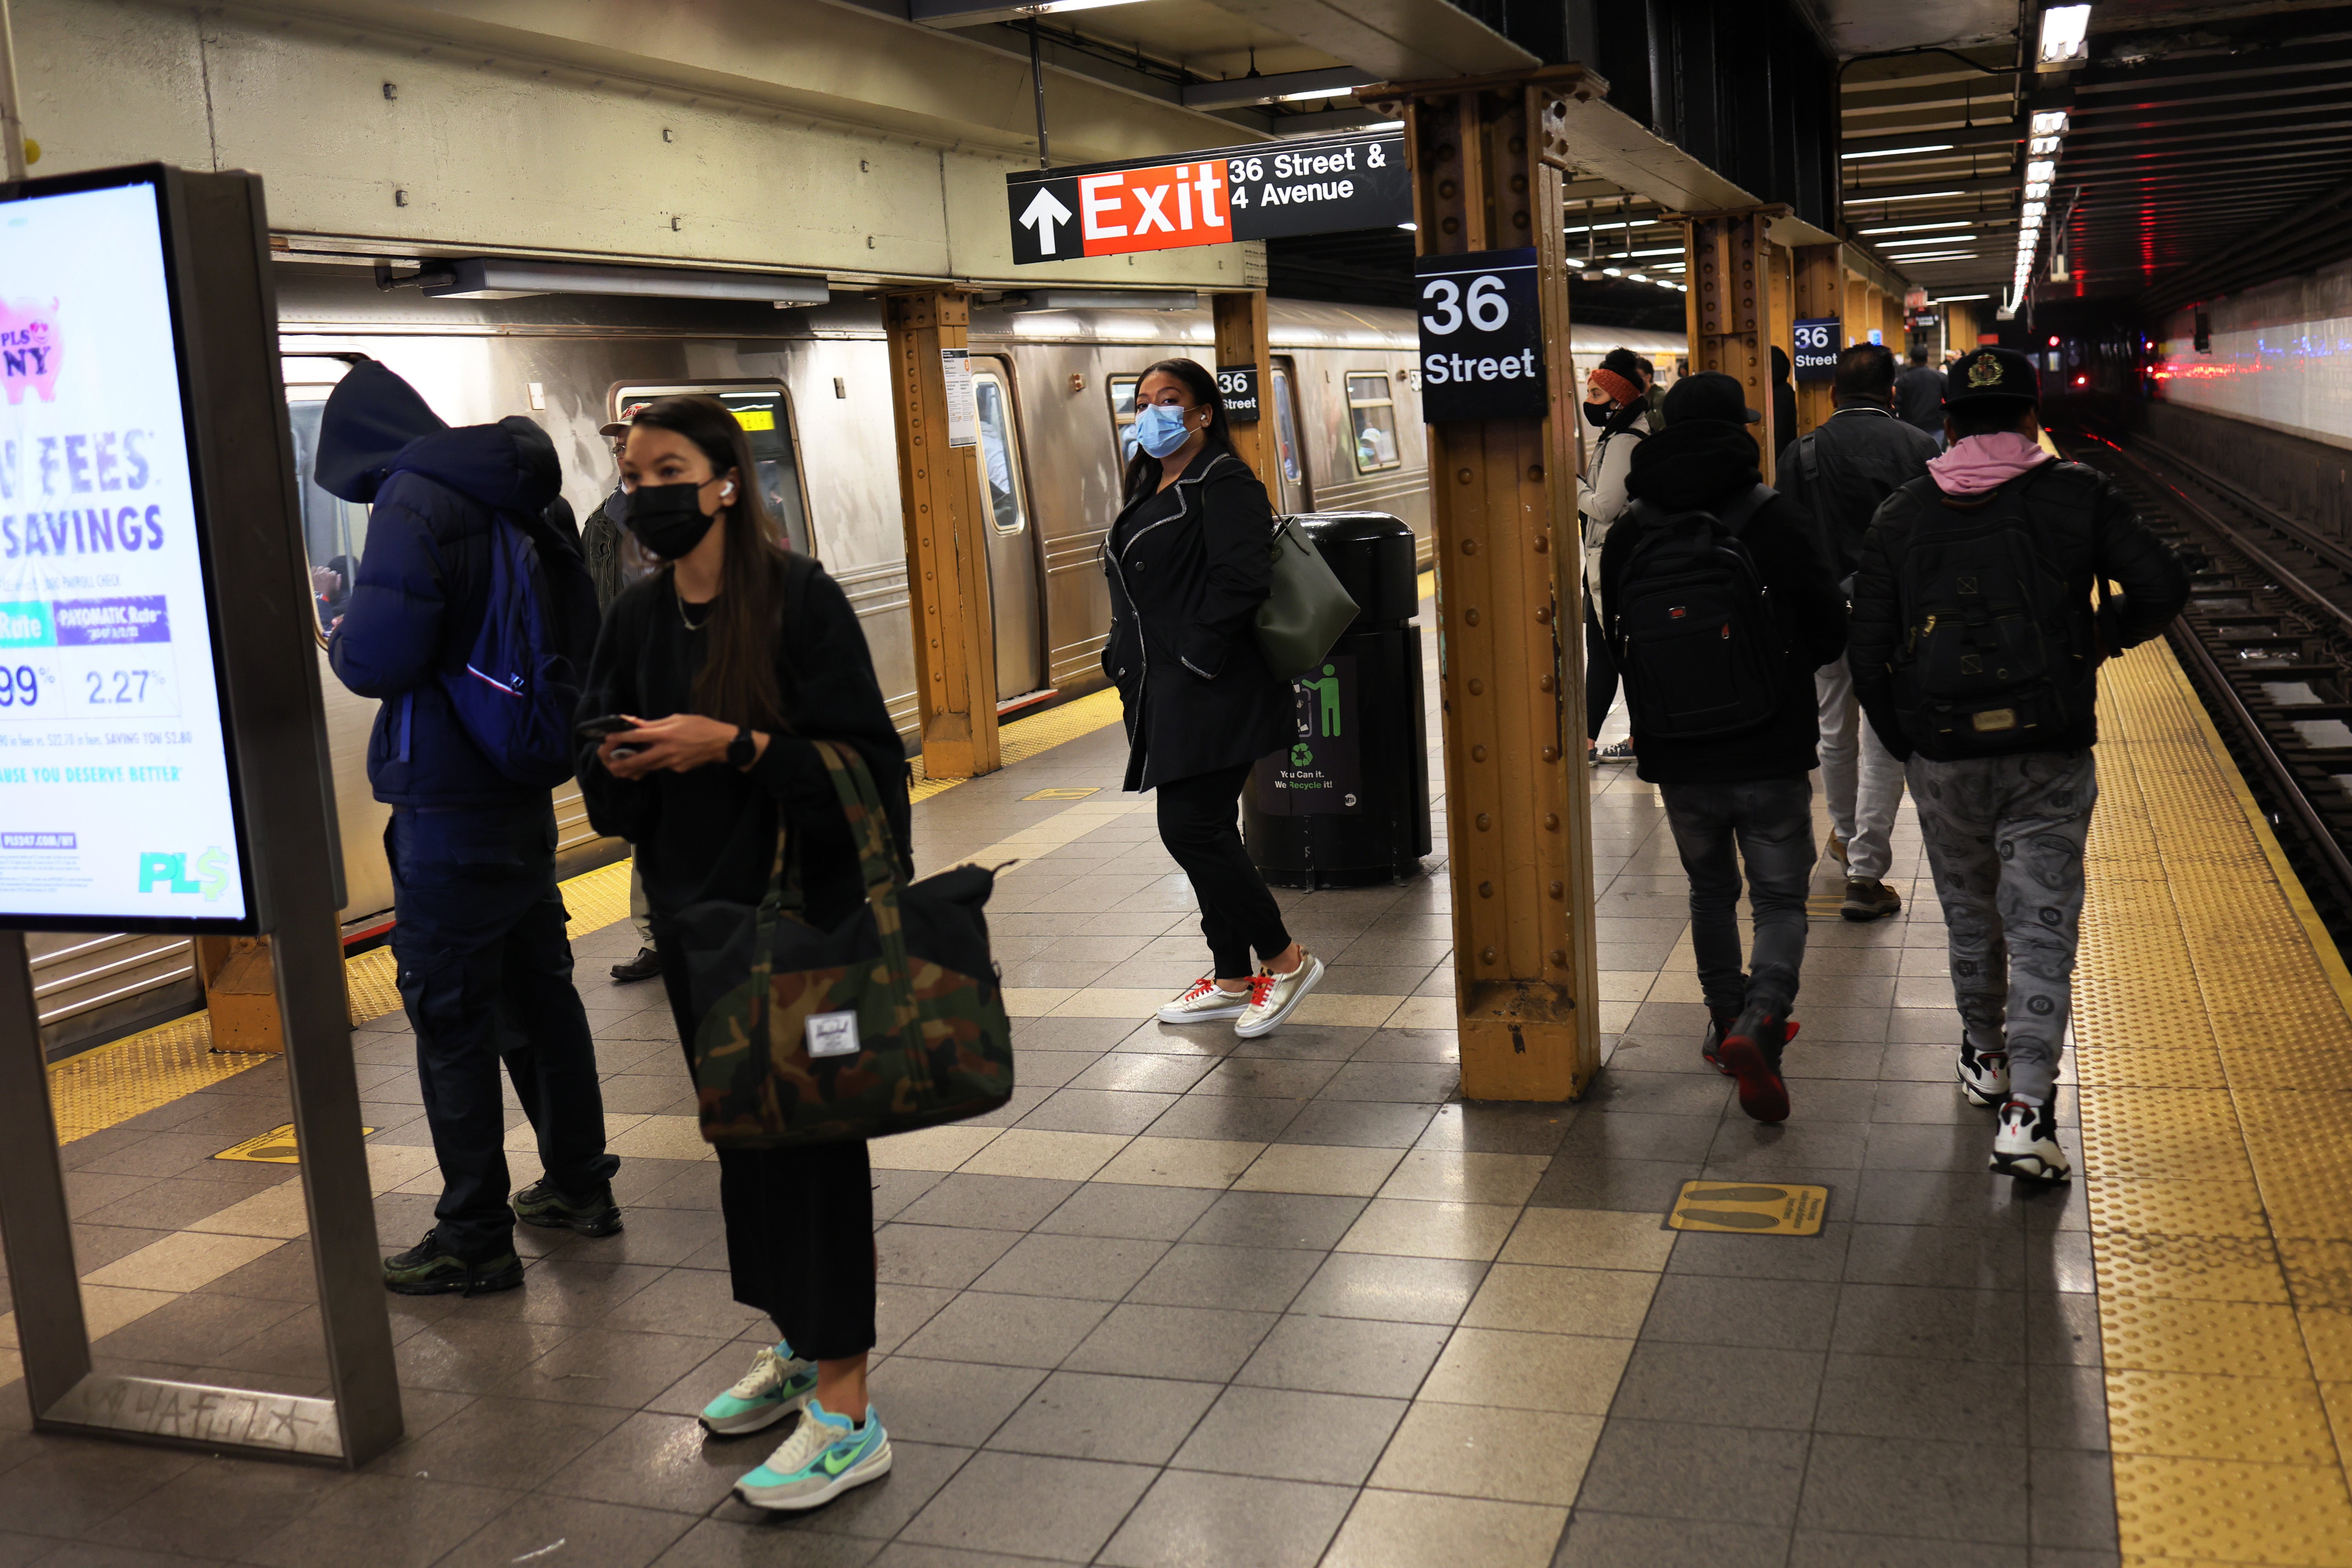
[1254,516,1360,680]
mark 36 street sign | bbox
[1217,363,1261,422]
[1792,317,1838,383]
[1007,130,1409,265]
[1415,248,1545,421]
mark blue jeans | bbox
[387,797,617,1259]
[1659,779,1816,1017]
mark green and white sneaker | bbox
[699,1343,816,1436]
[733,1397,892,1512]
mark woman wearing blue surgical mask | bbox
[1101,358,1325,1039]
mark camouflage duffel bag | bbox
[671,739,1014,1148]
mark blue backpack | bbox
[441,511,590,788]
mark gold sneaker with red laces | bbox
[1234,953,1327,1038]
[1158,977,1252,1024]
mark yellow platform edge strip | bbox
[2079,641,2352,1565]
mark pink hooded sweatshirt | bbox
[1927,430,2050,497]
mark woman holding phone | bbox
[1103,358,1325,1037]
[575,394,906,1513]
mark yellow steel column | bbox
[1684,209,1782,483]
[1372,68,1602,1101]
[1212,290,1273,480]
[1793,241,1844,436]
[886,289,1000,778]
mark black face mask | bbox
[1583,401,1617,427]
[618,482,718,561]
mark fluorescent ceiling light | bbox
[1935,294,1993,301]
[2022,201,2047,222]
[1842,144,1956,160]
[2031,111,2070,135]
[2029,136,2062,155]
[1628,272,1648,282]
[1563,221,1642,233]
[1278,86,1355,101]
[2039,4,2092,65]
[1851,190,1964,204]
[1602,267,1622,276]
[909,0,1144,20]
[1883,233,1978,246]
[1184,65,1378,108]
[1860,220,1971,234]
[1365,121,1404,131]
[419,258,828,305]
[1397,222,1417,231]
[2025,181,2051,200]
[2027,160,2057,183]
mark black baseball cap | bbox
[1661,371,1761,427]
[1944,346,2039,410]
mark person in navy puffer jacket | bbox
[317,359,620,1298]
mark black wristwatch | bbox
[725,726,756,769]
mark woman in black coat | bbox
[576,395,903,1516]
[1102,358,1326,1038]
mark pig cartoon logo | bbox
[0,300,59,404]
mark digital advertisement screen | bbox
[0,176,251,926]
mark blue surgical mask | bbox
[1133,402,1195,459]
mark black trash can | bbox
[1243,512,1433,889]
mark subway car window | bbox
[284,396,370,633]
[973,370,1027,535]
[1108,373,1141,465]
[1347,373,1403,473]
[1269,359,1311,515]
[616,384,813,556]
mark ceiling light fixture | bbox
[1860,220,1972,234]
[2038,4,2092,67]
[1882,233,1978,247]
[2030,111,2070,136]
[1842,144,1958,160]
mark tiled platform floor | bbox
[0,647,2118,1568]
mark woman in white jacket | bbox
[1579,347,1650,763]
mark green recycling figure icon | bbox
[1296,662,1343,737]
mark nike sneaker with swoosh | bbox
[732,1397,893,1511]
[699,1342,815,1436]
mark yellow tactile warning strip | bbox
[47,855,644,1146]
[907,686,1126,803]
[2079,639,2352,1564]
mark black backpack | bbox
[1887,464,2098,753]
[1607,484,1785,740]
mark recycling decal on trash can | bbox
[1256,653,1361,815]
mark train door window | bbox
[972,368,1028,537]
[613,382,814,556]
[1269,358,1311,514]
[1107,373,1142,465]
[281,360,370,636]
[1347,373,1403,473]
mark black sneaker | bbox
[1839,878,1902,921]
[514,1179,624,1237]
[611,947,662,983]
[383,1232,523,1296]
[1700,1008,1738,1077]
[1718,1004,1795,1124]
[1990,1098,2071,1182]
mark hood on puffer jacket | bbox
[314,359,561,517]
[1623,417,1761,512]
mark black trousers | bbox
[1156,761,1293,980]
[657,939,877,1362]
[386,799,618,1261]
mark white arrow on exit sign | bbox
[1020,186,1074,255]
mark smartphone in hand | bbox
[576,713,644,759]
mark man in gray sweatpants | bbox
[1849,347,2186,1181]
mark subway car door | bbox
[969,357,1049,706]
[1267,357,1313,515]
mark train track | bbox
[2058,426,2352,948]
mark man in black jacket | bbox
[1894,347,1947,441]
[1597,373,1848,1123]
[319,361,620,1295]
[1777,343,1941,922]
[1850,347,2188,1181]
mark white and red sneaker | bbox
[1158,977,1252,1024]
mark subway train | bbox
[27,270,1686,1056]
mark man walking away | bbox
[318,360,622,1294]
[1597,373,1848,1123]
[1894,348,1948,442]
[1849,347,2187,1181]
[1777,343,1941,921]
[581,411,664,984]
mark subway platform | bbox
[0,617,2348,1567]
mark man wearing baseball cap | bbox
[1594,370,1848,1124]
[1848,346,2187,1181]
